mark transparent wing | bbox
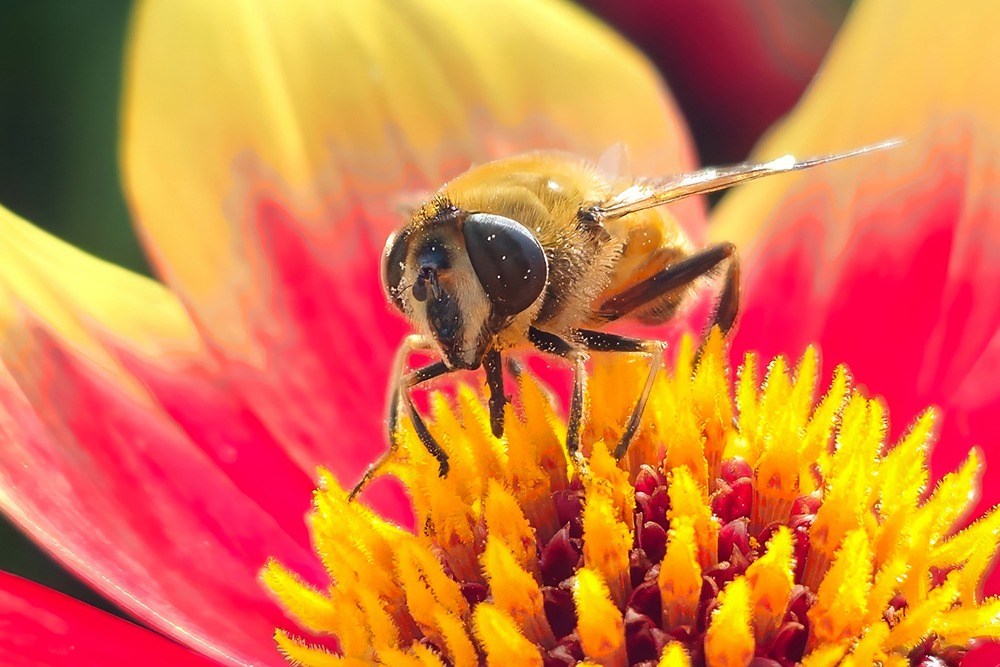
[595,139,902,219]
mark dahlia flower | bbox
[0,1,997,666]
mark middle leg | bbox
[577,329,666,460]
[528,327,590,473]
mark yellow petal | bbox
[667,465,717,568]
[801,644,848,667]
[483,480,538,575]
[432,608,478,667]
[394,541,467,646]
[689,327,732,479]
[887,572,961,650]
[124,0,697,352]
[800,365,849,479]
[873,411,933,565]
[807,395,881,585]
[456,384,506,479]
[936,597,1000,645]
[0,205,196,373]
[585,440,635,524]
[380,647,444,667]
[842,620,891,667]
[940,506,1000,603]
[355,587,400,654]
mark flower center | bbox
[264,331,1000,666]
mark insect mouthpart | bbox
[422,274,461,341]
[411,266,438,303]
[411,247,474,369]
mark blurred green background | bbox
[0,2,141,614]
[0,3,147,276]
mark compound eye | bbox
[462,213,548,319]
[381,227,411,311]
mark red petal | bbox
[0,572,218,667]
[199,193,410,496]
[581,0,846,163]
[733,122,1000,590]
[112,322,319,545]
[0,320,320,667]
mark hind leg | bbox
[598,242,740,335]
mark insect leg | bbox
[576,329,665,461]
[349,335,450,500]
[397,359,451,472]
[598,242,740,334]
[528,327,589,472]
[713,247,741,334]
[483,347,506,438]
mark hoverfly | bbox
[350,141,898,498]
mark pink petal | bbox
[733,122,1000,598]
[193,191,412,500]
[0,318,322,667]
[111,316,319,544]
[0,571,218,667]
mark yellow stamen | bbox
[666,465,718,568]
[585,441,635,523]
[481,538,554,647]
[809,528,873,647]
[658,517,702,630]
[582,479,631,608]
[704,577,754,667]
[483,480,538,575]
[473,603,541,667]
[276,629,369,667]
[573,567,626,667]
[744,527,795,642]
[656,643,691,667]
[265,334,1000,666]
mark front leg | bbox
[349,335,451,500]
[398,360,452,476]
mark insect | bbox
[350,141,899,499]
